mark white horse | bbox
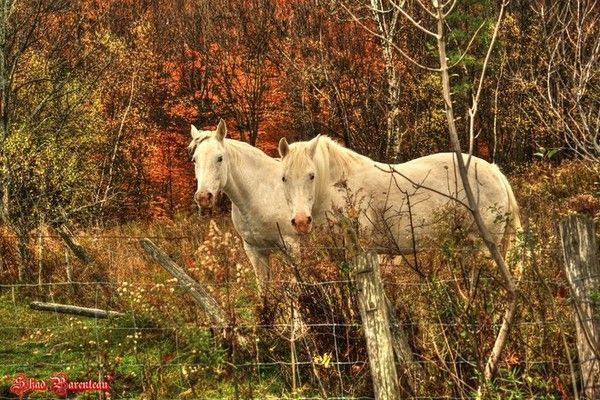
[277,135,522,257]
[189,120,297,290]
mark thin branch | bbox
[447,21,487,69]
[415,0,437,18]
[432,0,519,381]
[341,2,441,72]
[467,1,507,169]
[387,0,439,38]
[442,0,458,18]
[375,164,472,211]
[99,70,137,208]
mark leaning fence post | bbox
[353,252,401,400]
[139,238,226,326]
[559,214,600,399]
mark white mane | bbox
[318,136,372,174]
[225,138,278,165]
[287,136,373,185]
[188,129,213,153]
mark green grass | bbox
[0,295,185,397]
[0,296,296,399]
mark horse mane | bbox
[287,136,367,169]
[187,128,213,154]
[319,136,370,169]
[224,138,278,165]
[312,136,373,185]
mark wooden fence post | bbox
[353,252,401,400]
[559,214,600,399]
[54,223,93,264]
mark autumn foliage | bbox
[0,1,598,397]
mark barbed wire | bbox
[0,278,579,399]
[0,276,570,289]
[0,397,378,400]
[0,319,575,331]
[0,230,582,399]
[0,241,566,254]
[0,359,576,368]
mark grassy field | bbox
[1,160,599,399]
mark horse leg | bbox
[279,238,307,340]
[501,230,524,282]
[243,242,271,295]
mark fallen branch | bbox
[30,301,124,318]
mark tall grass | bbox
[0,160,598,398]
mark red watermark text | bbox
[9,372,112,398]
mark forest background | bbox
[1,0,597,240]
[0,1,598,398]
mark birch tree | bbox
[369,0,403,162]
[346,0,518,381]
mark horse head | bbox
[278,135,321,234]
[189,119,229,209]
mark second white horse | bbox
[278,135,521,256]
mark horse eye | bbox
[217,155,223,162]
[309,173,315,180]
[282,176,286,182]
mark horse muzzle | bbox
[291,214,313,235]
[195,191,215,209]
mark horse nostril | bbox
[307,216,312,224]
[291,218,296,226]
[207,192,213,200]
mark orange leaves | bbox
[504,351,520,368]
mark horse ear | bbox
[216,119,227,142]
[191,125,202,140]
[307,135,321,159]
[278,137,290,159]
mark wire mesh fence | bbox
[0,223,589,399]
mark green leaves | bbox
[3,48,107,232]
[534,147,561,160]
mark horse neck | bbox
[223,140,277,210]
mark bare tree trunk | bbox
[370,0,402,162]
[64,247,72,284]
[0,163,9,230]
[97,70,136,214]
[37,216,43,287]
[15,228,31,283]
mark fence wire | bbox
[0,231,585,400]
